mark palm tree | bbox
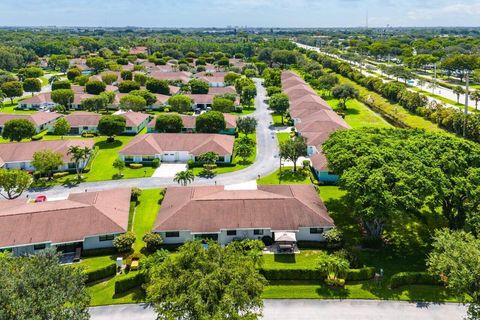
[67,146,91,181]
[173,170,195,186]
[453,86,465,104]
[471,90,480,111]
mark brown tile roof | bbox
[0,112,61,127]
[119,133,234,156]
[71,85,85,94]
[196,72,227,83]
[150,71,191,83]
[0,188,131,248]
[289,104,332,118]
[119,111,150,127]
[208,86,236,95]
[0,139,95,166]
[154,94,170,104]
[73,93,96,105]
[284,86,317,100]
[282,77,306,87]
[147,113,236,130]
[281,71,299,81]
[66,112,101,127]
[169,86,181,95]
[154,185,334,233]
[129,46,148,55]
[188,94,214,105]
[20,92,53,104]
[310,152,329,171]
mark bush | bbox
[112,231,136,252]
[131,187,142,202]
[187,159,195,169]
[143,232,163,252]
[84,263,116,283]
[129,163,143,169]
[260,268,322,281]
[152,158,160,168]
[361,236,384,249]
[346,267,376,281]
[81,247,117,257]
[52,172,69,179]
[389,272,441,289]
[81,133,96,138]
[31,134,43,141]
[114,272,145,294]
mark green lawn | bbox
[272,113,288,127]
[323,96,391,129]
[191,133,256,177]
[263,250,323,270]
[276,132,291,144]
[87,272,145,306]
[132,189,164,252]
[0,99,34,114]
[257,167,311,185]
[78,255,117,272]
[229,105,255,115]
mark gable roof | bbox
[65,112,101,127]
[20,92,53,105]
[310,152,329,171]
[0,188,131,248]
[148,113,236,130]
[154,185,334,233]
[0,112,61,127]
[119,133,234,156]
[149,71,191,83]
[118,111,151,127]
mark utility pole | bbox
[463,71,469,137]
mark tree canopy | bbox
[2,118,36,142]
[196,111,226,133]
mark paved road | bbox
[89,300,467,320]
[295,42,473,111]
[24,78,279,199]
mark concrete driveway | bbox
[89,300,467,320]
[151,163,187,178]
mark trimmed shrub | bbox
[31,134,44,141]
[143,232,163,252]
[129,163,143,169]
[390,272,441,289]
[84,263,116,283]
[81,247,117,257]
[260,268,323,281]
[53,172,69,179]
[112,231,136,252]
[152,158,160,168]
[346,267,376,281]
[114,272,145,294]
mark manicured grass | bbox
[87,271,145,306]
[79,255,117,272]
[276,132,291,144]
[132,189,164,252]
[262,250,323,270]
[257,167,311,185]
[323,96,391,129]
[191,133,256,177]
[272,113,288,126]
[0,99,34,114]
[229,105,255,115]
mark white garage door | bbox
[162,153,176,162]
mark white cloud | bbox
[407,2,480,21]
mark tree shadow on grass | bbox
[273,254,296,264]
[112,287,146,302]
[277,170,308,183]
[94,139,123,150]
[343,107,360,116]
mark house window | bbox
[253,229,264,235]
[83,126,89,130]
[142,156,154,161]
[126,127,132,131]
[310,228,324,234]
[124,156,134,162]
[165,231,180,238]
[33,244,46,250]
[68,163,76,169]
[99,234,115,241]
[226,230,237,236]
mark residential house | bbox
[0,139,95,171]
[153,185,335,245]
[147,113,236,135]
[114,111,152,134]
[196,72,227,87]
[149,71,191,84]
[119,133,234,163]
[188,94,240,110]
[129,46,148,55]
[18,93,55,110]
[65,112,101,134]
[0,188,131,256]
[310,152,339,183]
[208,86,237,95]
[0,112,61,134]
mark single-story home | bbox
[310,152,339,183]
[0,139,95,171]
[119,133,234,163]
[195,72,227,87]
[147,113,236,135]
[129,46,148,55]
[65,112,102,135]
[208,86,236,95]
[0,112,61,134]
[18,93,56,110]
[153,185,335,245]
[0,188,131,256]
[188,94,240,110]
[149,71,192,84]
[114,111,152,134]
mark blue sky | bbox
[0,0,479,28]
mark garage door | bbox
[162,153,176,162]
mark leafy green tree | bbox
[317,251,350,285]
[168,95,193,113]
[173,170,195,186]
[98,115,126,141]
[269,93,289,124]
[119,94,146,111]
[196,111,226,133]
[155,114,183,133]
[67,145,91,181]
[17,67,44,80]
[332,84,359,110]
[472,90,480,111]
[236,116,257,136]
[428,229,480,319]
[241,84,257,106]
[53,117,71,138]
[1,80,23,104]
[51,88,74,110]
[318,74,339,96]
[129,89,157,106]
[271,49,298,67]
[266,86,281,96]
[188,79,209,94]
[67,67,82,81]
[100,90,115,106]
[235,141,254,163]
[0,168,32,199]
[56,59,70,73]
[85,80,106,95]
[263,68,281,87]
[80,95,107,113]
[31,150,64,179]
[143,232,163,252]
[146,79,170,95]
[146,241,266,320]
[441,54,479,82]
[120,70,133,80]
[212,96,234,112]
[101,72,118,85]
[2,118,36,141]
[224,72,241,85]
[118,80,140,93]
[0,249,90,320]
[22,78,41,96]
[453,86,465,104]
[113,231,136,252]
[86,57,106,73]
[133,72,148,86]
[279,136,307,172]
[113,158,125,176]
[198,151,219,176]
[51,80,71,91]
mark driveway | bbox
[22,78,278,199]
[151,163,187,178]
[89,300,467,320]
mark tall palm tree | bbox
[453,86,465,104]
[67,146,92,181]
[173,170,195,186]
[471,90,480,111]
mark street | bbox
[89,300,467,320]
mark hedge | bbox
[389,272,442,289]
[85,263,116,283]
[259,267,375,281]
[114,272,145,294]
[82,247,118,257]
